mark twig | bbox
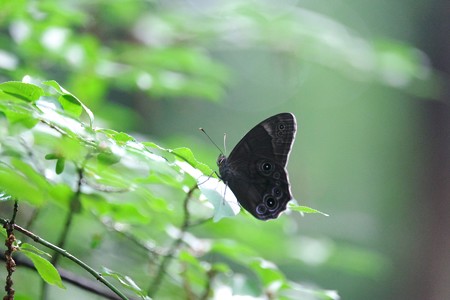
[52,167,83,265]
[10,200,18,225]
[147,185,197,297]
[0,252,137,300]
[0,218,129,300]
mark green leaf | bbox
[81,194,150,224]
[0,165,44,206]
[0,81,44,102]
[285,282,340,300]
[45,153,59,160]
[59,94,83,117]
[97,151,122,166]
[249,258,286,289]
[0,91,39,128]
[102,267,149,298]
[20,243,52,258]
[171,147,213,176]
[143,142,213,177]
[288,204,329,216]
[48,184,73,208]
[43,80,94,127]
[10,158,51,194]
[98,129,135,145]
[21,250,65,289]
[55,157,66,174]
[211,262,231,274]
[0,227,6,238]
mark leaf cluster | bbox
[0,80,336,299]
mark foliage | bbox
[0,0,431,132]
[0,80,336,299]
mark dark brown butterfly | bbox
[217,113,297,220]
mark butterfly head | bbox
[216,153,226,167]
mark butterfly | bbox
[217,113,297,220]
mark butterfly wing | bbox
[218,113,297,220]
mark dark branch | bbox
[3,204,18,300]
[52,167,83,265]
[41,168,84,299]
[199,269,216,300]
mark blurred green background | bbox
[1,0,449,299]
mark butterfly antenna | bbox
[199,128,224,155]
[223,133,227,155]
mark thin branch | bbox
[40,168,84,299]
[0,218,129,300]
[181,263,196,300]
[147,185,197,297]
[52,167,83,265]
[10,200,18,225]
[0,252,137,300]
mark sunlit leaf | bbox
[0,81,44,102]
[0,165,44,206]
[144,143,213,177]
[43,80,94,127]
[0,89,39,127]
[98,129,135,145]
[102,267,150,299]
[284,282,340,300]
[248,258,286,289]
[97,151,122,166]
[171,147,213,176]
[288,204,329,216]
[198,176,240,221]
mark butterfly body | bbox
[217,113,297,220]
